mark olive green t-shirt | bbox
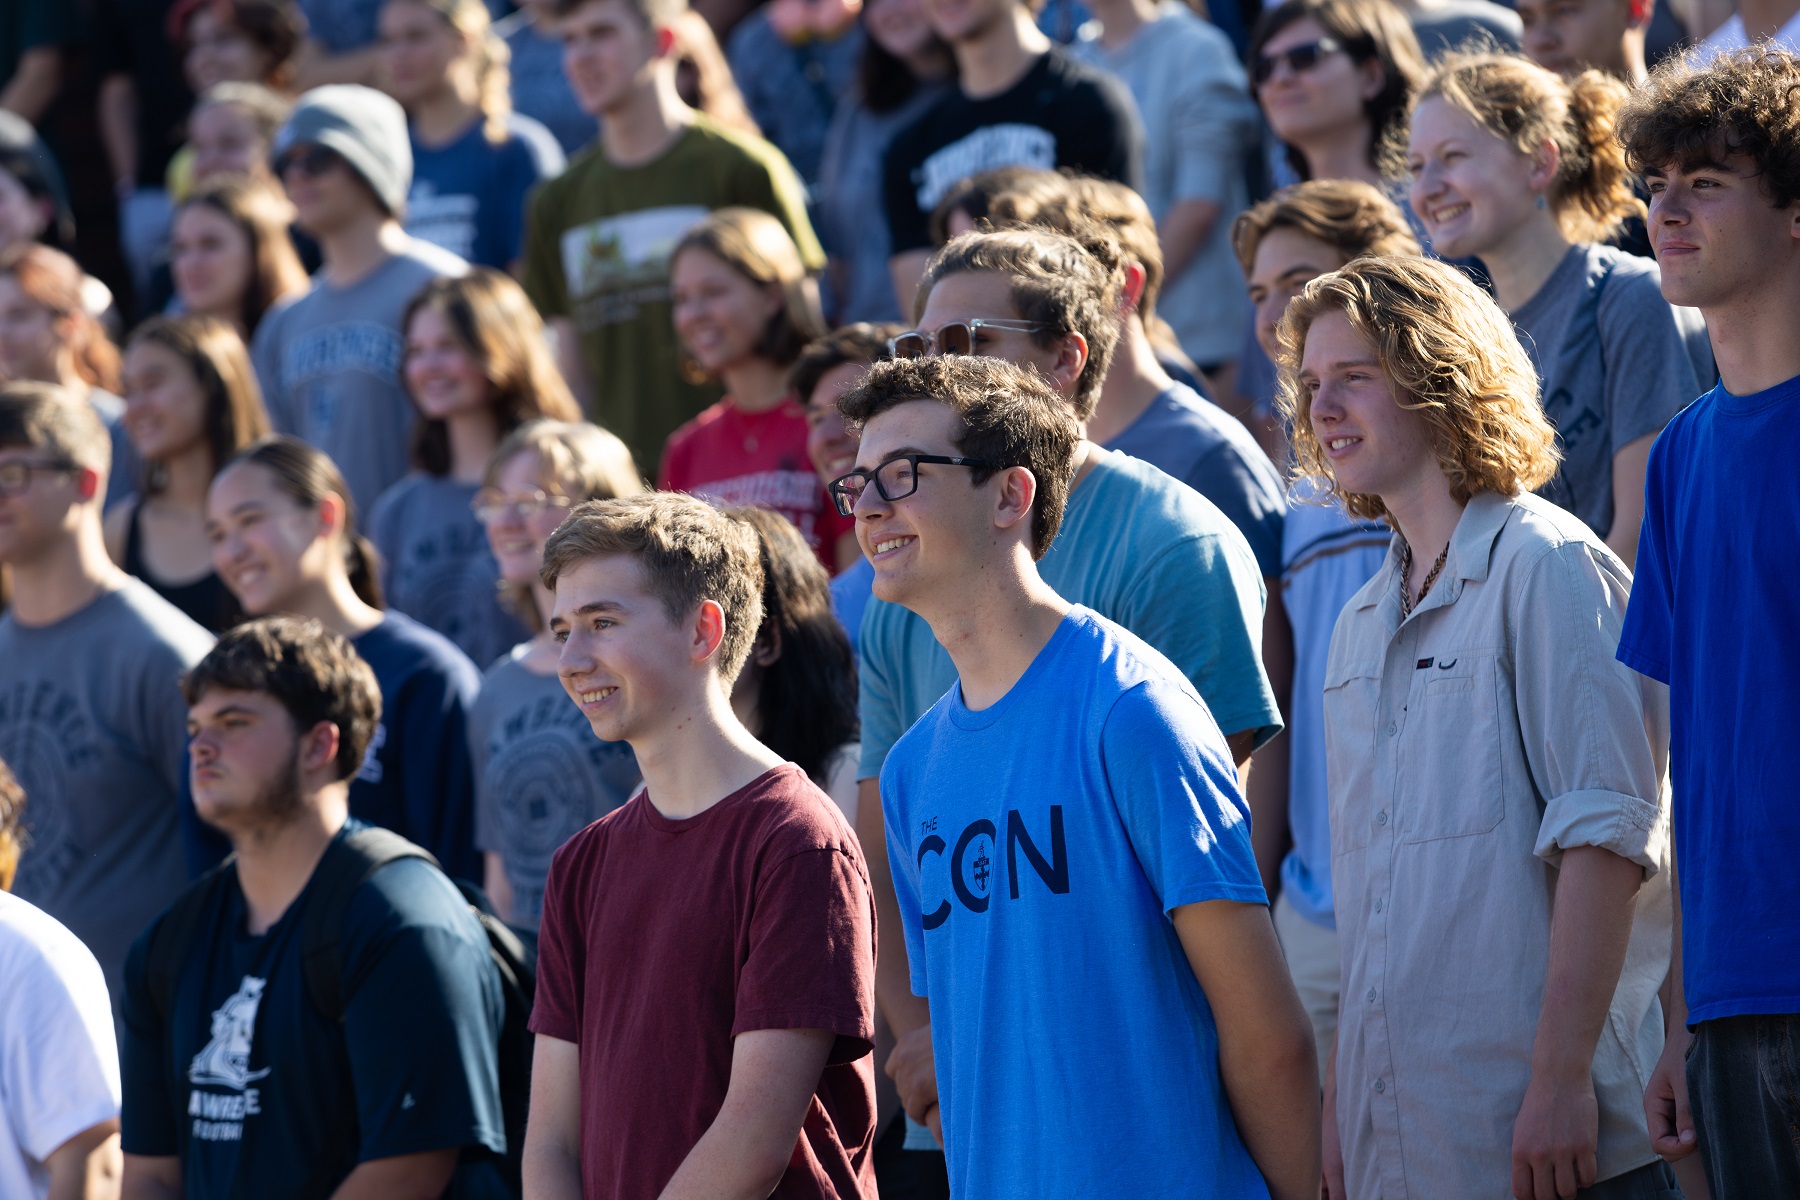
[522,114,822,470]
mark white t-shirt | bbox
[0,892,121,1199]
[1697,8,1800,55]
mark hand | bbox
[1511,1068,1599,1200]
[1645,1024,1698,1163]
[884,1024,939,1124]
[1322,1090,1346,1199]
[922,1102,943,1147]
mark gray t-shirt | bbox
[469,649,638,929]
[1510,243,1712,539]
[368,473,526,670]
[0,579,214,1007]
[251,240,469,518]
[1103,383,1286,576]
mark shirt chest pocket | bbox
[1322,658,1384,854]
[1399,652,1505,843]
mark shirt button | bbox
[1373,1079,1386,1093]
[1386,722,1398,736]
[1376,811,1388,826]
[1366,987,1376,1002]
[1374,898,1384,913]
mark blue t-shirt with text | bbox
[882,607,1269,1198]
[1617,377,1800,1023]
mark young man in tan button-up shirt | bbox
[1279,256,1676,1200]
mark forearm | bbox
[484,852,517,926]
[657,1116,787,1200]
[1532,846,1645,1079]
[120,1156,180,1200]
[1219,1014,1320,1199]
[659,1029,833,1200]
[47,1125,121,1200]
[0,48,64,124]
[857,778,929,1034]
[327,1150,458,1200]
[98,77,138,187]
[522,1141,583,1200]
[1248,591,1295,898]
[1158,197,1222,287]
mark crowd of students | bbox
[0,0,1797,1195]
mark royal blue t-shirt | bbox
[882,607,1269,1197]
[1617,376,1800,1023]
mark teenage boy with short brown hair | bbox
[524,492,877,1199]
[1615,46,1800,1198]
[836,353,1317,1197]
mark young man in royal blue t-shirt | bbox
[1615,47,1800,1198]
[832,354,1317,1199]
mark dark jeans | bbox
[872,1114,950,1200]
[1577,1160,1683,1198]
[1688,1012,1800,1198]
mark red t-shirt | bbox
[529,763,879,1199]
[658,397,854,568]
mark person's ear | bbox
[692,598,727,664]
[1527,138,1561,197]
[991,464,1038,537]
[1119,262,1146,317]
[315,491,348,543]
[1627,0,1653,28]
[653,20,679,58]
[1046,330,1089,394]
[1359,59,1387,103]
[299,719,342,777]
[72,465,102,503]
[750,618,782,669]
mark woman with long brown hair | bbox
[0,243,137,506]
[169,178,311,338]
[207,434,484,880]
[368,267,584,667]
[105,314,271,630]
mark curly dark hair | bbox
[1618,46,1800,209]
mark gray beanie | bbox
[272,85,412,216]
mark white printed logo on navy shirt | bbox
[187,976,273,1142]
[914,125,1057,212]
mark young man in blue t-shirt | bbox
[1615,47,1800,1197]
[119,617,505,1199]
[832,353,1317,1198]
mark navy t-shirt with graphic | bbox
[880,47,1143,255]
[404,114,566,269]
[118,827,506,1198]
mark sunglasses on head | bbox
[275,145,344,179]
[887,318,1048,360]
[1253,35,1345,86]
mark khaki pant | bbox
[1274,891,1339,1088]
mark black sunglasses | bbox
[275,144,344,179]
[888,319,1047,360]
[1253,36,1345,86]
[827,454,996,518]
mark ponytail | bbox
[1556,68,1643,243]
[226,435,387,611]
[474,30,511,145]
[346,532,386,608]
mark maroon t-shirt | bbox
[530,763,879,1198]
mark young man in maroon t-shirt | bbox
[523,491,879,1199]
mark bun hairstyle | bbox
[1412,50,1644,243]
[227,435,385,608]
[0,244,120,394]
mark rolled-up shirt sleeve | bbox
[1514,541,1670,876]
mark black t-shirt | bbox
[91,0,196,186]
[881,47,1145,254]
[120,830,506,1198]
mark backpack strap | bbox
[142,858,239,1025]
[300,825,438,1022]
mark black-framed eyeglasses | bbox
[888,319,1047,360]
[275,144,344,179]
[471,487,574,523]
[827,454,996,518]
[0,458,78,496]
[1253,35,1344,86]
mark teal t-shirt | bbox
[858,449,1280,779]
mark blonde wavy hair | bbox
[1277,255,1560,520]
[400,0,512,144]
[1409,50,1644,244]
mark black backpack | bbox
[143,826,537,1198]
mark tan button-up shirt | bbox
[1324,491,1671,1199]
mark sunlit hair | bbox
[671,208,827,370]
[221,435,385,608]
[1619,46,1800,208]
[388,0,513,143]
[182,616,382,783]
[729,506,857,786]
[549,0,686,31]
[0,380,112,477]
[917,227,1123,422]
[125,315,272,495]
[540,492,765,683]
[175,178,310,336]
[1410,50,1643,243]
[671,10,761,138]
[0,244,120,394]
[401,268,583,476]
[1277,255,1559,520]
[1250,0,1426,181]
[787,322,899,406]
[929,165,1067,248]
[483,418,645,630]
[169,0,308,89]
[0,756,23,892]
[1232,178,1422,274]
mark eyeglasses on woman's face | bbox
[1253,35,1346,86]
[472,487,574,524]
